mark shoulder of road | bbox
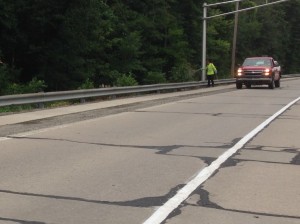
[0,85,235,126]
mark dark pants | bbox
[207,75,214,87]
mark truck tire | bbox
[269,79,274,89]
[236,82,242,89]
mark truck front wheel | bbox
[236,82,242,89]
[269,79,275,89]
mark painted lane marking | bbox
[143,96,300,224]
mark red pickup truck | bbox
[235,56,281,89]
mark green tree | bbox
[115,73,138,87]
[0,0,298,95]
[284,0,300,73]
[236,1,262,63]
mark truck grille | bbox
[244,70,264,76]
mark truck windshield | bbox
[243,58,271,66]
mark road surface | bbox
[0,78,299,224]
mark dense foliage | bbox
[0,0,299,94]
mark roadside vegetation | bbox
[0,0,299,97]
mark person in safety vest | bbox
[206,59,217,87]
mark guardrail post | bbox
[37,102,45,108]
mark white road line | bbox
[143,96,300,224]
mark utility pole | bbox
[230,0,240,77]
[201,3,207,81]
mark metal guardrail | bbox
[0,79,235,107]
[1,75,298,108]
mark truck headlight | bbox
[264,68,271,76]
[237,68,243,76]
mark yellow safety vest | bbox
[206,63,217,76]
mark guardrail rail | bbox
[1,75,298,108]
